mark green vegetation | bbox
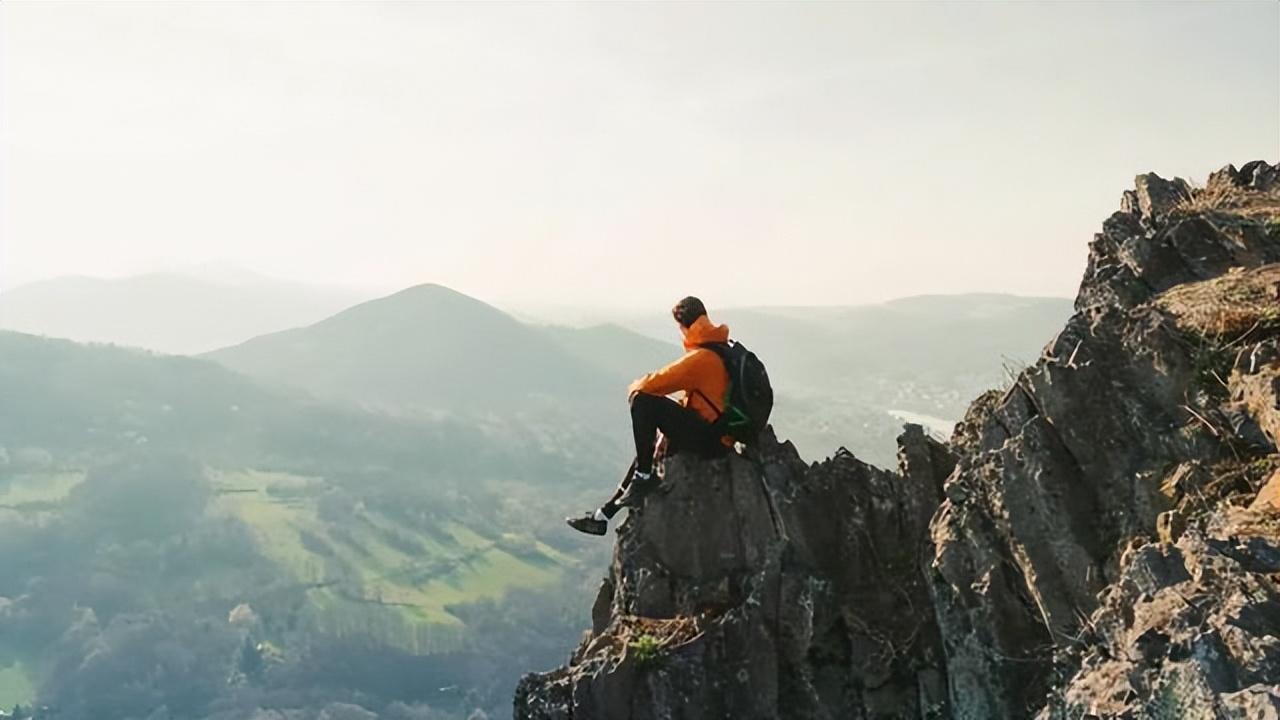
[629,633,666,668]
[0,330,610,719]
[0,442,598,719]
[212,469,569,629]
[0,663,34,709]
[0,471,83,508]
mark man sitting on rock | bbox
[567,296,732,535]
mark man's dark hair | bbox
[672,296,707,327]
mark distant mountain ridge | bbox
[6,267,1074,465]
[204,284,1071,465]
[204,284,643,423]
[0,269,368,355]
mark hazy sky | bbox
[2,2,1277,310]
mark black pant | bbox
[600,393,725,518]
[630,392,725,474]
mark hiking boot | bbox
[566,512,607,536]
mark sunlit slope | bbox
[0,331,588,656]
[0,465,574,656]
[0,662,34,711]
[210,470,572,638]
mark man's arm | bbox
[627,350,705,401]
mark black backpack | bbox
[698,341,773,444]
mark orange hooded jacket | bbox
[627,314,731,427]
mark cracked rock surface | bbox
[515,425,952,720]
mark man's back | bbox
[627,314,730,423]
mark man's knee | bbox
[630,392,661,417]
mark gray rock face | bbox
[1042,508,1280,718]
[515,426,951,720]
[931,161,1280,718]
[515,162,1280,719]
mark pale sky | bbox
[2,1,1277,310]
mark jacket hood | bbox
[681,314,730,350]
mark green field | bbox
[0,471,84,510]
[0,463,577,704]
[0,662,34,709]
[211,469,573,637]
[0,467,575,655]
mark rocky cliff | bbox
[516,425,954,719]
[515,161,1280,719]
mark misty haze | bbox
[1,2,1277,720]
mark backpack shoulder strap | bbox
[692,388,724,422]
[692,342,732,422]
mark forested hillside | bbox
[0,331,609,718]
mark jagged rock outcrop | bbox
[930,160,1280,718]
[515,161,1280,719]
[1044,506,1280,718]
[515,425,952,719]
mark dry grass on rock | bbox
[1174,178,1280,220]
[1157,264,1280,340]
